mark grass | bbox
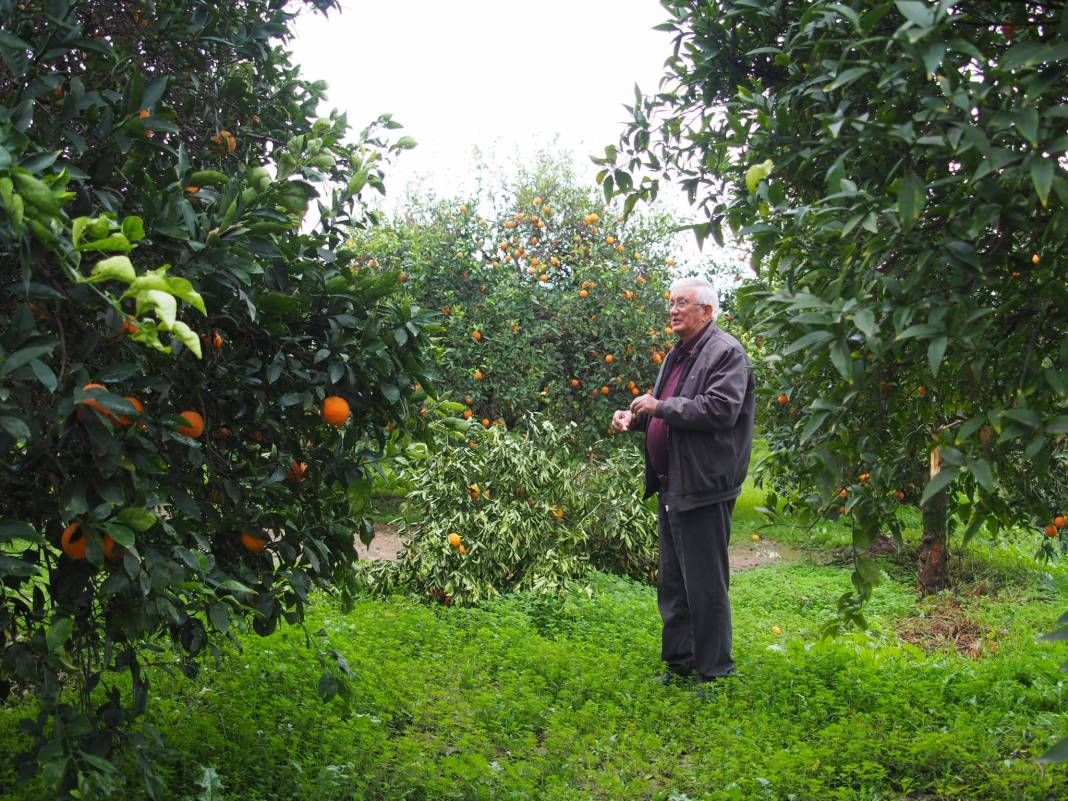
[3,468,1068,800]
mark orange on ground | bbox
[448,532,462,548]
[241,531,267,552]
[321,395,350,427]
[177,410,205,438]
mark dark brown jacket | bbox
[635,323,755,511]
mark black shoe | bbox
[655,669,693,686]
[693,670,737,697]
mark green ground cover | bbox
[2,474,1066,800]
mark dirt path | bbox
[357,523,802,572]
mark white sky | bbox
[289,0,671,203]
[288,0,741,275]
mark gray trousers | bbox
[658,495,736,678]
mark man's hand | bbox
[611,409,634,432]
[630,393,660,417]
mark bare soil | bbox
[894,595,1003,659]
[357,523,802,573]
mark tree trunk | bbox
[918,447,950,594]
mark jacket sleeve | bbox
[655,345,750,431]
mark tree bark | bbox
[918,447,950,594]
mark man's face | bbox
[669,289,714,340]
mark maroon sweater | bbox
[646,323,710,476]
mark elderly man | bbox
[612,277,755,685]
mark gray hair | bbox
[669,277,719,320]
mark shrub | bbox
[359,416,659,605]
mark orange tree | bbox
[348,155,737,447]
[599,1,1068,626]
[0,1,436,795]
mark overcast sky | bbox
[289,0,674,205]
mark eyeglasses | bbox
[668,298,695,311]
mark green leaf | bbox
[1030,156,1054,208]
[827,67,870,91]
[745,159,774,193]
[209,603,230,634]
[121,216,146,241]
[1015,109,1039,147]
[896,170,925,231]
[920,41,946,76]
[83,255,136,285]
[141,290,177,327]
[46,616,74,652]
[167,320,202,358]
[855,555,881,586]
[30,358,57,392]
[784,330,835,355]
[853,309,877,338]
[139,75,169,110]
[79,234,132,252]
[895,0,933,28]
[1046,415,1068,434]
[0,415,30,440]
[0,338,59,376]
[927,335,948,377]
[966,458,994,491]
[800,412,829,444]
[830,340,851,380]
[0,519,40,542]
[920,466,960,504]
[164,277,206,314]
[103,523,136,547]
[115,507,157,532]
[1001,41,1068,70]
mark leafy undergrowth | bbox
[3,558,1066,801]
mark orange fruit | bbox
[601,386,610,395]
[61,523,87,560]
[751,533,761,542]
[579,289,589,298]
[631,387,639,396]
[859,473,870,482]
[1032,254,1040,264]
[321,395,350,427]
[539,274,548,282]
[571,378,580,388]
[399,272,408,282]
[177,410,205,438]
[839,488,848,498]
[459,545,467,555]
[605,354,614,363]
[482,418,490,428]
[287,461,308,482]
[76,383,115,425]
[138,109,150,119]
[1055,515,1068,529]
[472,330,482,341]
[121,318,139,335]
[185,185,199,194]
[1045,525,1058,538]
[459,204,467,213]
[211,330,223,351]
[241,531,267,552]
[777,394,789,405]
[448,532,462,548]
[117,396,144,426]
[462,409,473,419]
[896,490,906,502]
[465,395,474,405]
[474,369,484,381]
[606,235,615,244]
